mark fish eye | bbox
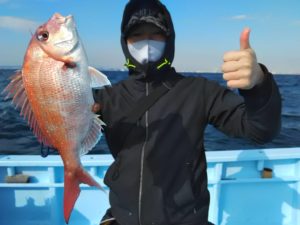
[37,31,49,42]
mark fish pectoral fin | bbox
[81,115,105,155]
[2,70,52,147]
[88,66,111,88]
[63,167,105,223]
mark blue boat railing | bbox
[0,147,300,225]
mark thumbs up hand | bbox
[222,28,264,90]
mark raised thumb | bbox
[240,27,251,50]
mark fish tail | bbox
[63,167,104,224]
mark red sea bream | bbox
[2,13,110,223]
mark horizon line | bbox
[0,65,299,75]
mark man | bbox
[93,0,281,225]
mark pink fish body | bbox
[3,13,110,223]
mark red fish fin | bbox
[2,70,23,100]
[81,115,105,155]
[63,168,105,223]
[88,66,111,88]
[2,70,52,147]
[77,167,104,190]
[63,173,80,224]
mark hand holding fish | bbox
[92,103,101,113]
[222,28,264,90]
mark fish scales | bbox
[2,13,110,224]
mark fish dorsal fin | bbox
[88,66,111,88]
[2,70,52,147]
[80,115,105,155]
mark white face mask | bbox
[128,39,166,65]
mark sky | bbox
[0,0,300,74]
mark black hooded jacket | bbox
[93,1,282,225]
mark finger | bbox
[240,27,251,50]
[223,71,245,81]
[92,103,101,113]
[223,51,249,62]
[227,79,251,89]
[224,68,252,81]
[222,61,240,73]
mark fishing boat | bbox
[0,147,299,225]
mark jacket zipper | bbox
[138,82,149,225]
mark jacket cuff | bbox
[92,87,103,104]
[239,63,273,113]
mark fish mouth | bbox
[65,15,74,26]
[53,13,74,24]
[53,15,76,49]
[49,13,79,53]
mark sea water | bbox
[0,69,299,155]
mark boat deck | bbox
[0,147,300,225]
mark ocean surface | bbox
[0,69,299,155]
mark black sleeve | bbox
[92,86,112,125]
[92,86,108,100]
[92,87,104,111]
[204,64,282,144]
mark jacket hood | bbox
[121,0,175,78]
